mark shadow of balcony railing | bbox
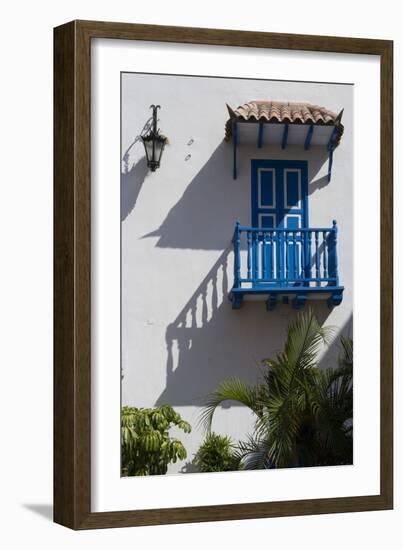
[155,246,337,407]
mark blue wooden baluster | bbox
[253,230,259,283]
[269,231,274,280]
[307,230,312,284]
[315,230,320,286]
[293,230,298,280]
[262,231,267,280]
[332,220,339,286]
[278,230,284,286]
[234,221,241,288]
[247,231,252,280]
[285,231,290,284]
[289,230,293,281]
[300,230,305,283]
[291,231,295,281]
[322,230,328,280]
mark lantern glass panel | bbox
[154,136,166,163]
[142,136,154,162]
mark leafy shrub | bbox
[121,405,191,476]
[194,432,241,473]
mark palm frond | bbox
[283,308,335,370]
[199,378,259,433]
[235,435,272,470]
[308,358,353,464]
[339,335,353,369]
[255,309,335,467]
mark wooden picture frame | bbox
[54,20,393,530]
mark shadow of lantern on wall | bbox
[141,104,167,172]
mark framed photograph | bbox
[54,20,393,529]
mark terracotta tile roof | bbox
[225,100,344,145]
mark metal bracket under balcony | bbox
[229,222,344,311]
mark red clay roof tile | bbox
[225,100,344,145]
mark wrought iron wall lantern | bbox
[141,104,167,171]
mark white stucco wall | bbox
[121,73,353,474]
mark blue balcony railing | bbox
[230,221,344,310]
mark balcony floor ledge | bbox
[229,286,344,310]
